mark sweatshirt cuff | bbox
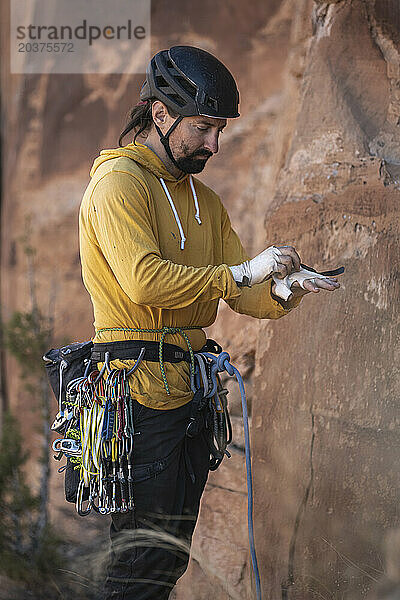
[219,264,242,300]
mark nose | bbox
[203,130,219,154]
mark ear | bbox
[152,101,169,127]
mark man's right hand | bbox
[269,245,301,279]
[229,245,301,287]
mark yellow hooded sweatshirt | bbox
[79,143,302,409]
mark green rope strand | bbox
[70,456,82,470]
[95,326,200,395]
[66,428,80,441]
[66,428,82,469]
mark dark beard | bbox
[174,150,213,174]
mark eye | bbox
[196,126,209,131]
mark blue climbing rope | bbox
[203,351,262,600]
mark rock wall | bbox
[251,2,400,599]
[1,1,399,599]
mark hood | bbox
[89,142,188,183]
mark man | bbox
[79,46,340,599]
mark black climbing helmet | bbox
[140,46,239,170]
[140,45,240,119]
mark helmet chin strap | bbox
[154,116,183,171]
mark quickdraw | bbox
[51,351,142,516]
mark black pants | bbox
[102,399,210,600]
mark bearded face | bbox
[173,144,213,174]
[167,115,226,174]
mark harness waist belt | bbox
[91,340,191,364]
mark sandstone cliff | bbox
[1,1,399,599]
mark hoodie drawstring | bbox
[159,176,201,251]
[189,176,202,225]
[160,178,186,250]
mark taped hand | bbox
[272,265,343,301]
[229,245,301,287]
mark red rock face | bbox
[1,0,399,598]
[251,2,400,599]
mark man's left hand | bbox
[271,276,341,303]
[285,277,340,298]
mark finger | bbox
[277,254,295,275]
[302,278,340,292]
[314,278,340,290]
[302,279,320,293]
[274,264,288,279]
[277,246,301,271]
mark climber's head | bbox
[147,102,227,173]
[119,45,240,173]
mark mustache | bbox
[192,150,213,159]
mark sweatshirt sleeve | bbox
[220,203,302,319]
[87,171,241,309]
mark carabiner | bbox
[118,436,126,457]
[94,352,111,385]
[51,411,72,433]
[89,479,100,513]
[125,434,133,460]
[126,347,146,376]
[52,439,63,452]
[76,479,92,516]
[52,438,82,456]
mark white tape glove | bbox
[272,267,336,301]
[229,246,283,287]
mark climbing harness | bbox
[44,334,262,599]
[94,326,200,395]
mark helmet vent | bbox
[155,74,166,88]
[169,93,185,108]
[144,46,240,118]
[155,68,187,108]
[175,76,196,99]
[165,59,183,78]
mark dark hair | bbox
[118,101,180,147]
[118,101,153,147]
